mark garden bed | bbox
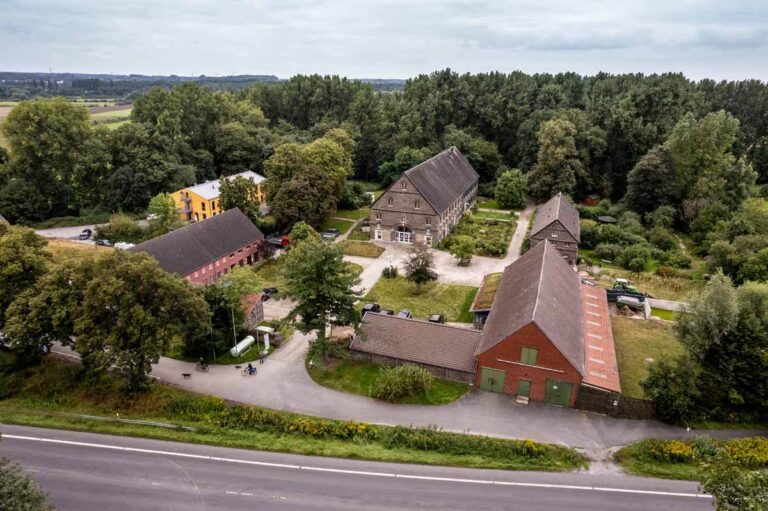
[307,358,469,405]
[364,277,477,322]
[438,215,515,258]
[612,317,684,399]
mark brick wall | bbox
[475,322,582,406]
[530,221,578,263]
[184,238,261,285]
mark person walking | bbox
[259,350,266,364]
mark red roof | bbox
[580,284,621,393]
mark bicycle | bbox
[241,367,257,377]
[195,360,209,372]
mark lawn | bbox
[321,217,356,234]
[252,258,288,290]
[339,240,384,258]
[307,358,469,405]
[476,197,505,210]
[473,210,517,222]
[46,239,113,265]
[438,215,515,258]
[334,208,370,221]
[471,273,503,311]
[612,318,684,399]
[364,277,478,322]
[0,357,586,472]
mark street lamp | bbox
[222,281,238,351]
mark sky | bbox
[2,0,768,80]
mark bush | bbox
[616,244,652,271]
[381,265,398,278]
[666,252,692,269]
[594,243,623,260]
[648,227,678,251]
[372,364,434,401]
[494,168,527,209]
[579,219,599,249]
[645,205,677,229]
[96,213,145,243]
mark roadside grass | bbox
[364,277,478,322]
[615,437,768,480]
[321,217,356,234]
[46,239,113,265]
[0,358,586,472]
[612,318,684,399]
[334,208,370,221]
[650,308,675,321]
[339,240,384,258]
[307,358,469,405]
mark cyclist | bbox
[247,362,255,375]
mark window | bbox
[201,202,206,210]
[426,217,431,226]
[238,249,243,253]
[387,197,393,207]
[375,212,381,220]
[230,253,235,258]
[425,236,432,246]
[230,264,235,270]
[202,213,207,220]
[414,200,420,209]
[208,264,213,270]
[375,229,382,240]
[520,347,538,366]
[401,214,406,223]
[551,232,558,238]
[400,181,407,190]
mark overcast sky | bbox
[2,0,767,80]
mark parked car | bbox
[266,235,290,248]
[361,303,381,316]
[114,242,135,250]
[397,309,412,319]
[428,314,444,324]
[95,239,112,247]
[380,309,395,316]
[321,228,340,241]
[78,228,92,240]
[262,287,278,301]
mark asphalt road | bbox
[0,424,711,511]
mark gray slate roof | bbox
[475,240,585,375]
[530,192,580,242]
[399,147,479,215]
[351,313,482,373]
[129,208,264,276]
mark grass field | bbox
[364,277,478,322]
[0,358,586,472]
[339,240,384,258]
[46,239,113,265]
[612,318,684,399]
[308,358,469,405]
[476,197,504,210]
[333,208,370,221]
[320,217,356,234]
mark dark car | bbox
[380,309,395,316]
[321,228,340,241]
[261,287,278,301]
[397,309,412,319]
[428,314,444,324]
[78,228,93,240]
[95,239,112,247]
[361,303,381,317]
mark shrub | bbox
[96,213,145,243]
[725,437,768,468]
[594,243,622,261]
[494,168,527,209]
[579,219,599,249]
[371,364,434,401]
[666,252,692,269]
[645,205,677,229]
[381,265,398,279]
[648,227,678,251]
[597,224,623,244]
[644,439,695,463]
[616,244,652,271]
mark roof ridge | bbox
[530,240,548,321]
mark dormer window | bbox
[415,200,420,209]
[387,197,393,207]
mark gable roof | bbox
[374,147,479,215]
[185,171,266,200]
[530,192,580,242]
[351,313,481,373]
[581,285,621,393]
[475,240,585,374]
[129,208,264,276]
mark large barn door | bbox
[545,379,573,407]
[479,367,506,393]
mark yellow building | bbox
[171,171,267,222]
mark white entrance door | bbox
[396,230,412,243]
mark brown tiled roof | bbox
[476,241,585,374]
[129,208,264,276]
[350,313,481,373]
[581,285,621,393]
[531,192,580,242]
[398,147,479,215]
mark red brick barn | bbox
[475,241,585,407]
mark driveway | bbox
[54,335,761,451]
[345,201,537,292]
[36,224,100,242]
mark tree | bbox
[625,146,679,215]
[146,192,182,237]
[675,272,740,360]
[443,125,503,183]
[494,168,527,209]
[0,452,55,511]
[0,178,51,224]
[403,242,437,291]
[527,119,582,200]
[288,221,321,245]
[641,355,701,424]
[700,456,768,510]
[5,251,209,391]
[448,235,476,266]
[0,224,49,329]
[219,175,262,224]
[377,147,432,186]
[282,237,361,361]
[95,214,145,244]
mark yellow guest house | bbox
[171,171,267,222]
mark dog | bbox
[181,373,192,379]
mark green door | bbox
[479,367,506,393]
[544,379,573,407]
[517,379,531,398]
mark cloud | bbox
[0,0,767,80]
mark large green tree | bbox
[625,146,679,215]
[494,168,528,209]
[527,119,582,200]
[282,236,361,361]
[219,175,263,224]
[0,224,49,329]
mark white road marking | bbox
[3,434,711,499]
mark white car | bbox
[114,242,136,250]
